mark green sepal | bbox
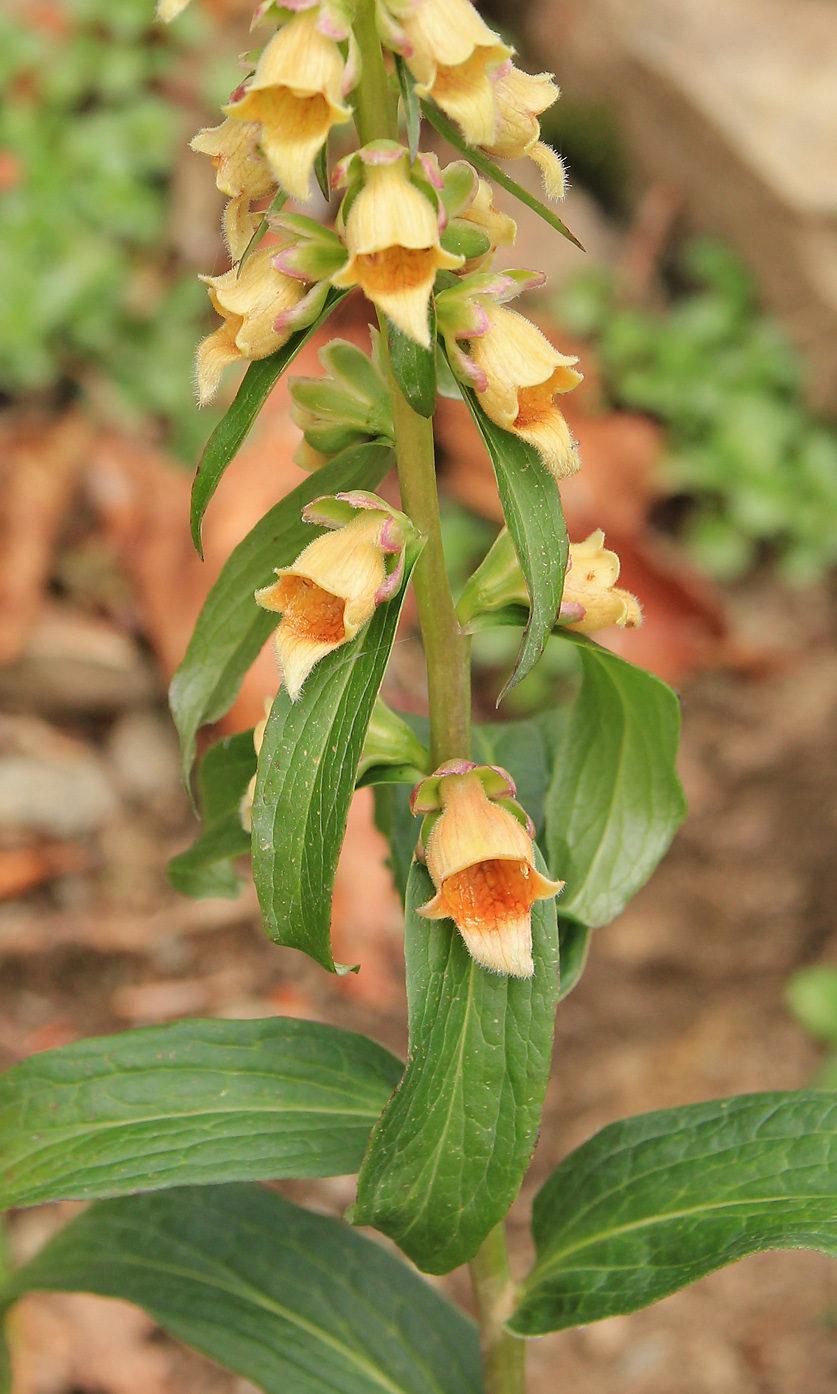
[356,698,430,787]
[440,220,492,261]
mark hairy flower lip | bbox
[415,769,563,979]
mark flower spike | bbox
[413,764,562,978]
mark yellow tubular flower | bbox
[458,177,517,271]
[561,531,643,633]
[482,65,566,200]
[196,246,308,406]
[225,9,352,202]
[417,768,562,979]
[399,0,511,146]
[255,508,403,700]
[331,156,463,346]
[157,0,191,19]
[469,302,583,478]
[190,118,276,200]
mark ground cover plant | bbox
[2,2,837,1391]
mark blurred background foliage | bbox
[0,0,239,460]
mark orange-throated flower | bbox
[437,271,583,478]
[224,8,354,202]
[190,118,277,201]
[481,63,566,200]
[331,143,463,347]
[412,763,562,979]
[456,525,643,635]
[388,0,511,147]
[195,201,340,405]
[255,493,415,701]
[560,531,643,632]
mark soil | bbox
[4,568,837,1393]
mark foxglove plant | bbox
[2,3,837,1392]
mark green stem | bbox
[469,1226,526,1394]
[385,363,471,765]
[351,9,519,1391]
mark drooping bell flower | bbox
[437,270,583,478]
[331,143,463,347]
[413,763,562,979]
[224,8,354,202]
[455,525,643,635]
[481,63,566,201]
[195,201,339,405]
[255,493,415,701]
[560,531,643,632]
[385,0,511,147]
[190,118,276,201]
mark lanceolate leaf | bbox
[167,729,256,898]
[352,858,559,1274]
[511,1091,837,1334]
[0,1018,402,1209]
[420,101,583,250]
[387,308,437,418]
[544,634,686,927]
[457,384,569,699]
[252,539,423,974]
[191,288,350,555]
[1,1185,484,1394]
[170,441,393,782]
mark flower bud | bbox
[481,64,566,201]
[413,763,562,979]
[560,531,643,633]
[190,118,277,201]
[357,699,429,786]
[224,8,353,202]
[289,336,393,464]
[439,163,517,271]
[389,0,511,147]
[255,494,414,700]
[331,144,463,347]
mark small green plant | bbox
[787,966,837,1089]
[558,241,837,585]
[0,0,220,458]
[2,5,837,1393]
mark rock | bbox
[0,716,118,839]
[106,708,182,805]
[0,604,156,716]
[528,0,837,412]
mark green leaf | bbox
[1,1185,483,1394]
[168,729,257,898]
[372,782,417,905]
[420,100,584,250]
[314,142,330,201]
[386,308,437,418]
[0,1018,403,1209]
[556,918,590,1001]
[190,288,350,556]
[544,634,686,927]
[457,384,569,699]
[511,1091,837,1334]
[352,857,559,1274]
[252,539,423,974]
[170,441,393,782]
[167,813,251,898]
